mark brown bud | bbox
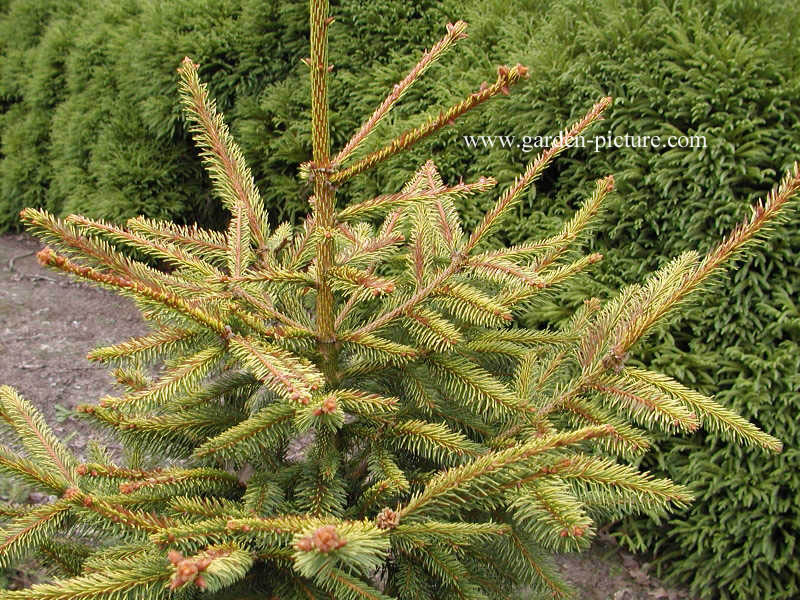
[319,396,337,415]
[177,562,198,578]
[311,525,347,552]
[376,507,400,530]
[294,536,313,552]
[36,248,53,266]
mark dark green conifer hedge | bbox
[1,0,798,597]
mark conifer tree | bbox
[1,2,798,598]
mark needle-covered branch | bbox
[330,64,531,184]
[331,21,469,167]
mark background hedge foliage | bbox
[1,0,799,598]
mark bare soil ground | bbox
[0,234,148,460]
[0,233,692,598]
